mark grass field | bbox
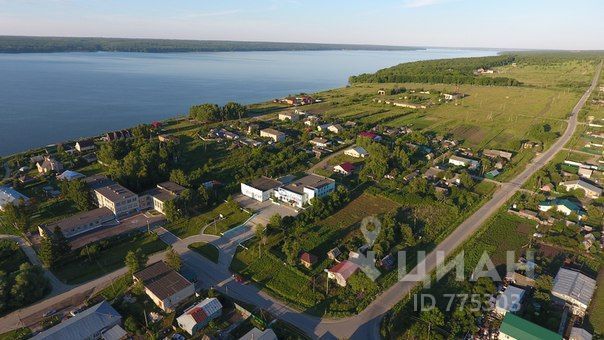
[165,201,251,238]
[300,193,400,255]
[0,327,31,340]
[486,59,596,89]
[188,242,219,263]
[297,82,580,151]
[53,232,166,284]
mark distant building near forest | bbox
[483,149,513,161]
[139,181,186,214]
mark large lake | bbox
[0,49,496,156]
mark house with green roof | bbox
[538,198,586,218]
[498,313,561,340]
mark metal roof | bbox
[499,313,561,340]
[32,301,121,340]
[133,261,193,301]
[552,268,596,308]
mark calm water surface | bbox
[0,49,496,156]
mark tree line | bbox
[188,102,247,122]
[349,55,521,86]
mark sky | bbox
[0,0,602,50]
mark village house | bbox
[260,128,286,143]
[57,170,85,181]
[303,116,319,126]
[423,166,443,180]
[104,129,132,142]
[334,162,355,176]
[448,155,480,170]
[31,301,123,340]
[240,176,282,202]
[75,139,96,153]
[498,313,562,340]
[278,111,299,122]
[300,252,317,269]
[327,260,359,287]
[344,146,369,158]
[327,124,344,134]
[0,186,29,211]
[139,181,186,214]
[317,123,331,132]
[551,268,596,316]
[158,134,181,144]
[327,247,341,261]
[176,298,223,336]
[133,261,195,312]
[239,328,278,340]
[578,168,593,179]
[483,149,513,161]
[358,131,382,141]
[36,155,63,174]
[538,198,585,218]
[310,137,330,148]
[559,179,603,199]
[274,174,335,208]
[38,207,116,240]
[247,123,260,135]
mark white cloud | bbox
[402,0,455,8]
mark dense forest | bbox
[0,36,422,53]
[349,55,521,86]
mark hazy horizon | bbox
[1,0,602,50]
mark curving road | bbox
[0,62,600,338]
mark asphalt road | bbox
[0,62,600,338]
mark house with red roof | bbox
[327,260,359,287]
[176,298,223,335]
[358,131,382,141]
[334,162,355,176]
[300,252,317,269]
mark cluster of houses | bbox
[241,173,335,209]
[493,266,596,340]
[38,174,185,249]
[274,95,317,106]
[33,259,276,339]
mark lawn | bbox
[165,201,251,238]
[300,193,400,255]
[94,274,132,301]
[53,232,166,284]
[188,242,219,263]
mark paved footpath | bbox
[0,62,600,339]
